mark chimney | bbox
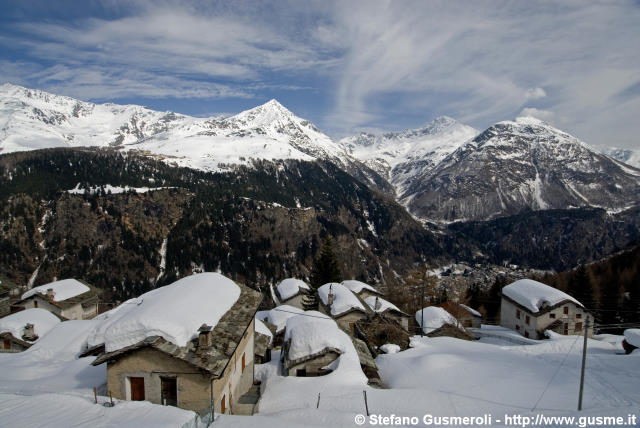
[374,296,381,311]
[46,288,55,301]
[327,284,334,307]
[22,323,38,341]
[197,324,213,349]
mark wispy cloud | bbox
[0,0,639,149]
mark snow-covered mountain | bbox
[602,147,640,169]
[339,116,477,179]
[0,83,352,173]
[401,117,640,222]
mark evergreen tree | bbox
[568,265,595,309]
[309,236,342,289]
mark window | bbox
[516,309,521,319]
[576,313,582,319]
[525,315,530,325]
[516,325,520,331]
[563,306,568,315]
[241,353,246,373]
[221,395,226,414]
[297,368,307,377]
[575,322,583,332]
[3,339,10,350]
[549,313,556,319]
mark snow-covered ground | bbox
[253,333,639,427]
[1,307,638,427]
[67,183,175,194]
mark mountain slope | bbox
[0,84,393,195]
[401,117,640,222]
[0,148,441,298]
[339,116,478,193]
[603,147,640,169]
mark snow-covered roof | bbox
[276,278,310,301]
[502,279,583,313]
[0,308,60,341]
[364,296,405,315]
[87,272,241,352]
[624,329,640,348]
[22,279,89,302]
[460,304,482,317]
[255,305,304,333]
[341,280,380,295]
[283,311,347,361]
[318,283,367,316]
[255,318,274,345]
[415,306,458,334]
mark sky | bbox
[0,0,639,149]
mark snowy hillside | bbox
[339,116,478,195]
[0,83,187,152]
[401,117,640,222]
[603,147,640,169]
[0,84,351,172]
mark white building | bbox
[500,279,593,339]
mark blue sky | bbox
[0,0,639,149]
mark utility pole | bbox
[421,271,426,337]
[578,318,589,411]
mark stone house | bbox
[272,278,310,310]
[364,296,410,330]
[18,279,100,320]
[254,319,275,364]
[438,301,482,328]
[282,311,344,377]
[90,273,262,416]
[500,279,593,340]
[317,283,369,333]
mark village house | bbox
[318,282,369,332]
[438,301,482,328]
[364,295,410,330]
[500,279,593,340]
[18,279,100,320]
[282,311,345,377]
[272,278,311,310]
[342,280,383,300]
[89,273,262,416]
[254,318,275,364]
[415,306,473,339]
[0,308,60,352]
[255,304,304,347]
[0,277,23,318]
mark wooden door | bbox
[3,339,10,350]
[130,377,145,401]
[160,377,177,406]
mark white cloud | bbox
[1,0,639,149]
[525,87,547,100]
[519,107,555,123]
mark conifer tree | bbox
[309,236,342,289]
[568,265,595,309]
